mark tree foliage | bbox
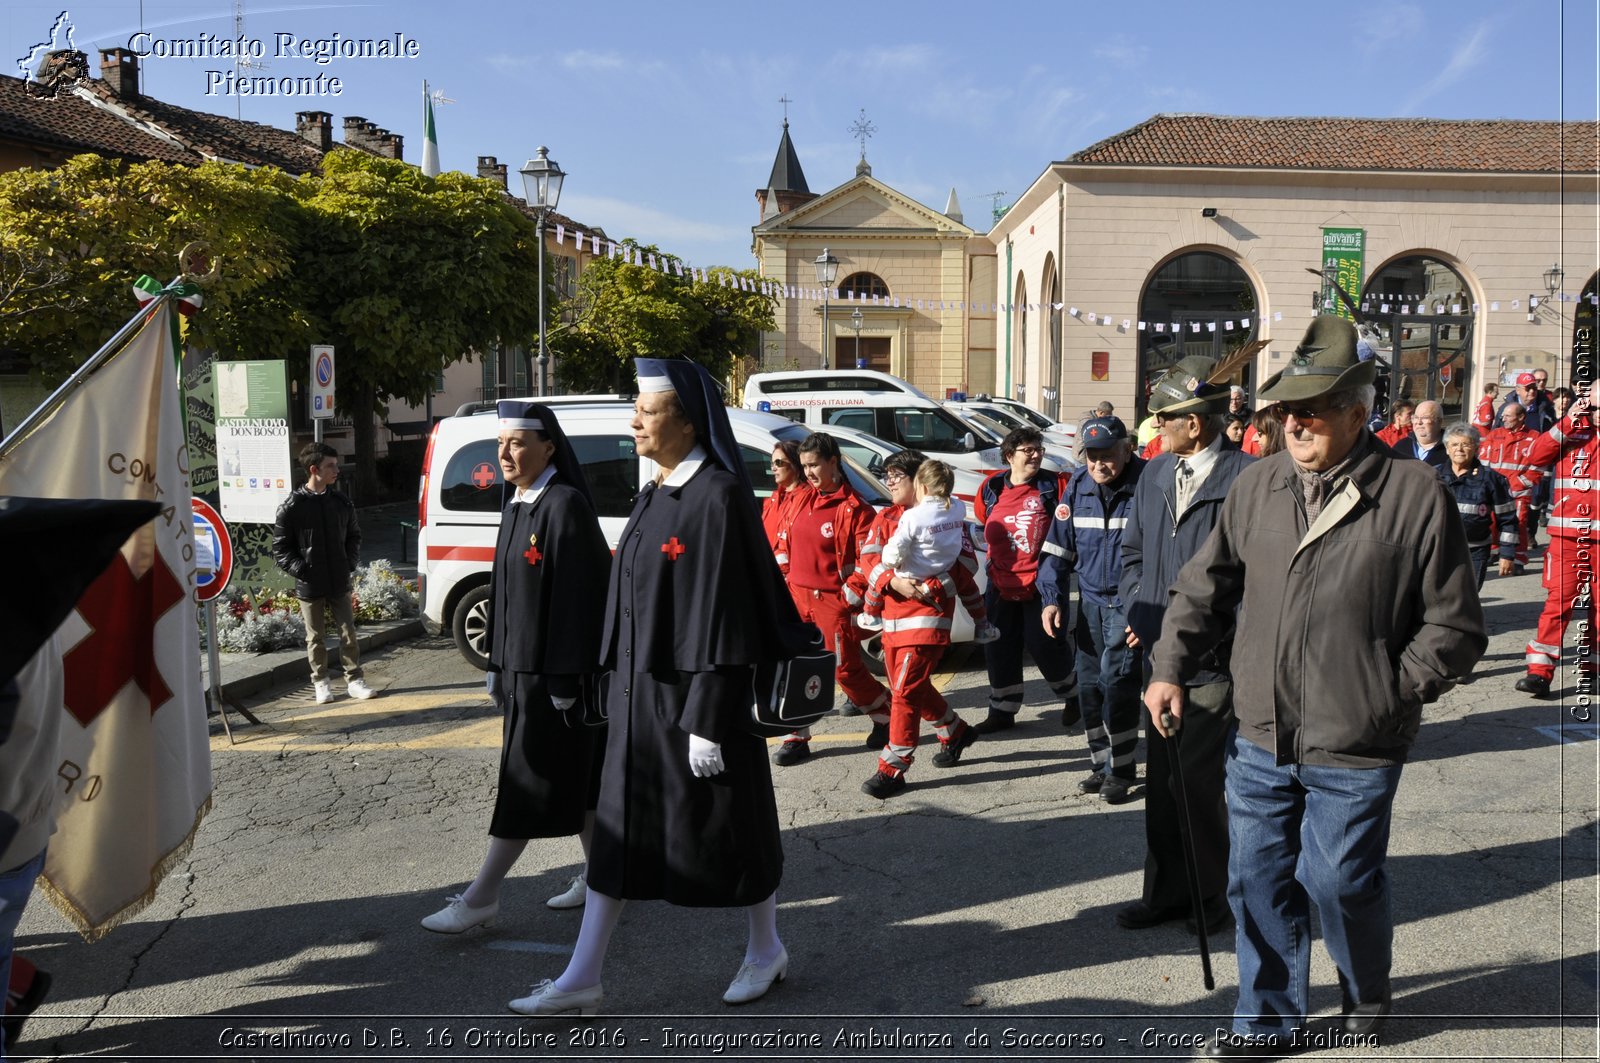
[552,252,776,394]
[0,155,304,380]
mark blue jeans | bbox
[1225,735,1403,1039]
[1073,598,1142,779]
[0,847,46,1062]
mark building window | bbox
[839,272,889,300]
[1362,255,1476,418]
[1136,250,1258,417]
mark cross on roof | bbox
[779,94,793,125]
[849,108,877,161]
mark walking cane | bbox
[1161,710,1215,991]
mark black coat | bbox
[588,462,794,907]
[1120,443,1254,686]
[272,486,360,600]
[484,478,611,839]
[1392,435,1448,468]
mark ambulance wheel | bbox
[858,631,886,677]
[451,585,492,671]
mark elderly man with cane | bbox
[1145,317,1486,1058]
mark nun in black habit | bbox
[509,358,814,1017]
[421,401,611,935]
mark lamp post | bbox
[814,246,839,369]
[519,146,566,397]
[850,307,864,369]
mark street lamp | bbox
[850,307,864,369]
[519,146,566,397]
[814,246,839,369]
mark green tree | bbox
[294,150,541,496]
[0,155,304,381]
[552,251,776,393]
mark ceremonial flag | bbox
[0,298,212,942]
[420,81,440,178]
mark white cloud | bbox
[1400,21,1492,114]
[1093,37,1149,68]
[1356,4,1425,57]
[560,49,629,73]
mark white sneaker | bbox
[313,680,333,705]
[855,612,883,632]
[722,945,789,1005]
[420,892,498,933]
[509,979,603,1017]
[546,875,587,910]
[346,678,375,700]
[973,621,1002,645]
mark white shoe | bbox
[855,613,883,632]
[509,979,603,1016]
[973,621,1001,645]
[346,678,375,700]
[313,680,333,705]
[420,893,498,933]
[546,875,587,910]
[722,946,788,1005]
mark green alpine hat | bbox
[1258,316,1377,403]
[1148,355,1231,416]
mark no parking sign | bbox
[310,345,335,419]
[192,498,233,601]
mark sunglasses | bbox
[1270,403,1343,424]
[770,459,791,469]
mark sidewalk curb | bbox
[212,618,425,703]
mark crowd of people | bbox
[393,331,1594,1051]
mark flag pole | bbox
[0,294,170,460]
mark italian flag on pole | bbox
[421,80,440,178]
[0,295,212,941]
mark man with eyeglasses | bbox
[1392,399,1446,469]
[1118,356,1254,937]
[1146,317,1485,1058]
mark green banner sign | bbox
[1321,227,1366,322]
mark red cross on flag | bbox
[0,298,211,942]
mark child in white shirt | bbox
[857,461,1000,642]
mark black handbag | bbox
[746,642,836,737]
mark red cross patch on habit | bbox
[662,536,686,561]
[524,534,542,566]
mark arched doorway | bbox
[1012,274,1029,402]
[1361,254,1476,419]
[1042,255,1062,419]
[1136,250,1258,419]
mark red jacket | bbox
[845,505,971,647]
[1472,396,1496,431]
[781,481,874,592]
[761,482,813,573]
[1522,411,1598,540]
[1480,425,1545,497]
[1375,423,1413,448]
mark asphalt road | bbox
[9,563,1599,1063]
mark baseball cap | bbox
[1080,416,1128,449]
[1517,371,1536,386]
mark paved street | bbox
[9,560,1598,1062]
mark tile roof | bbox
[76,81,325,173]
[1067,114,1600,174]
[0,73,196,165]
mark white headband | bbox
[637,373,674,394]
[498,417,545,431]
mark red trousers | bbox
[1526,534,1596,681]
[881,643,952,769]
[1513,496,1535,565]
[791,585,887,711]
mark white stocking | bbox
[555,889,623,991]
[462,836,526,909]
[744,892,782,965]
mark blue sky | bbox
[5,0,1596,269]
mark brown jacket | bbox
[1151,433,1487,768]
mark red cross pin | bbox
[524,534,542,566]
[661,536,686,561]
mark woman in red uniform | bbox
[849,450,980,798]
[761,439,810,573]
[974,427,1079,732]
[770,432,889,766]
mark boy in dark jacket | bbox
[272,442,372,704]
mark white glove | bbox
[688,734,725,778]
[551,696,577,712]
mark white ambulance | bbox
[415,397,980,670]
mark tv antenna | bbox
[232,0,268,118]
[984,191,1009,222]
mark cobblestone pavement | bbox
[9,553,1597,1062]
